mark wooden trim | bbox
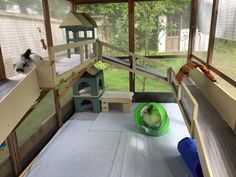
[187,0,197,61]
[50,39,96,54]
[206,0,219,65]
[42,0,53,47]
[192,54,236,87]
[128,0,135,92]
[0,45,6,82]
[7,131,21,176]
[0,68,41,145]
[53,89,63,128]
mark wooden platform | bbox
[169,68,236,177]
[100,91,134,113]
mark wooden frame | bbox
[187,0,197,61]
[188,0,236,88]
[0,46,6,82]
[37,39,98,88]
[206,0,219,65]
[169,68,198,136]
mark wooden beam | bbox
[42,0,63,128]
[0,45,6,82]
[7,131,21,176]
[42,0,53,47]
[206,0,219,65]
[187,0,197,61]
[53,89,63,128]
[128,0,135,92]
[74,0,157,4]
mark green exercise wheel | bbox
[134,103,169,136]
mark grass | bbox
[193,38,236,97]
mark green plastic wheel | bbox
[134,103,169,136]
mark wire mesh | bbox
[193,0,213,61]
[212,0,236,83]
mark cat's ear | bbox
[23,49,32,59]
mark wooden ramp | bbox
[101,55,168,81]
[0,67,41,144]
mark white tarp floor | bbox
[23,103,193,177]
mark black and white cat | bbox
[13,49,43,73]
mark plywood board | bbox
[0,68,41,144]
[189,69,236,131]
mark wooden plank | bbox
[189,69,236,131]
[187,0,197,61]
[7,131,21,176]
[53,89,63,128]
[194,122,213,177]
[36,60,56,88]
[0,46,6,82]
[206,0,219,65]
[0,68,41,144]
[50,39,96,54]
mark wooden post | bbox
[7,131,21,176]
[0,46,6,82]
[53,89,63,128]
[42,0,63,128]
[128,0,135,92]
[206,0,219,65]
[0,45,6,82]
[187,0,197,62]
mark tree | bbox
[76,1,190,91]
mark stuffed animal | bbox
[13,49,43,73]
[141,105,162,129]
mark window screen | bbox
[193,0,213,61]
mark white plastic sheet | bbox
[24,103,192,177]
